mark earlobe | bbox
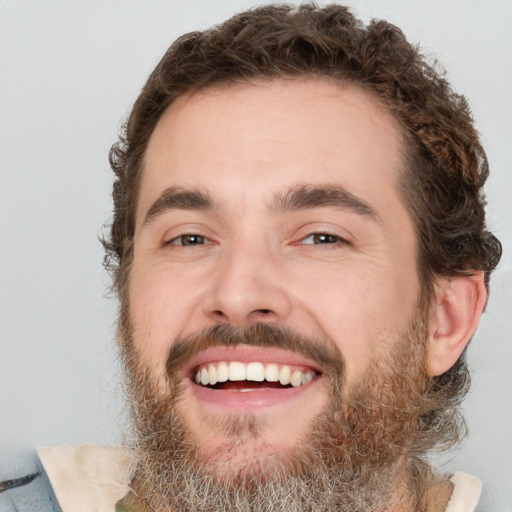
[426,272,487,376]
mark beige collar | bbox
[445,471,482,512]
[38,444,134,512]
[38,445,482,512]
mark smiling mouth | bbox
[192,361,318,390]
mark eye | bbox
[167,234,207,246]
[301,233,346,245]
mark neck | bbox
[421,478,454,512]
[375,460,453,512]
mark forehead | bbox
[137,79,407,227]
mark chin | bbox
[182,409,309,481]
[198,441,293,484]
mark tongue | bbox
[213,381,287,390]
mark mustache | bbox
[165,323,345,382]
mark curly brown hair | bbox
[105,3,501,303]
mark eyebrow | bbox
[143,187,215,226]
[142,183,378,227]
[269,184,378,220]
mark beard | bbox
[119,305,467,512]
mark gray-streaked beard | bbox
[120,314,440,512]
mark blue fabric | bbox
[0,451,62,512]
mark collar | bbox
[38,444,133,512]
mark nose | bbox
[202,243,293,327]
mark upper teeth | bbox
[194,361,315,387]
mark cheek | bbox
[288,259,420,380]
[128,263,199,368]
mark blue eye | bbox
[169,234,206,246]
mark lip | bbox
[181,345,323,411]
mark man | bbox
[0,4,501,512]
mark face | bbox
[127,79,422,473]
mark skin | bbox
[128,79,423,466]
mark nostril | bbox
[213,310,229,321]
[255,309,272,315]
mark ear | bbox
[426,272,487,376]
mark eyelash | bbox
[298,232,349,246]
[164,234,211,247]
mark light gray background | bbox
[0,1,510,510]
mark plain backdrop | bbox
[0,1,510,510]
